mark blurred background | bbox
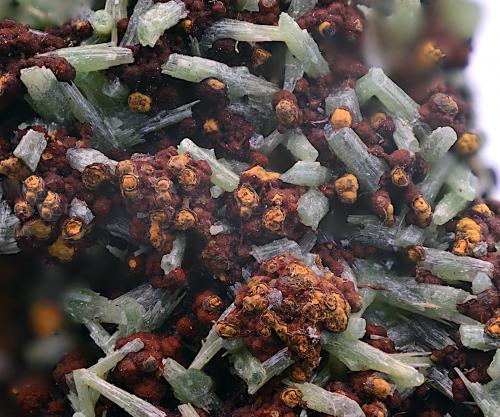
[467,0,500,196]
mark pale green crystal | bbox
[432,191,469,226]
[40,44,134,72]
[13,129,47,171]
[250,238,302,263]
[200,19,283,49]
[75,72,129,113]
[20,66,72,124]
[382,0,423,46]
[325,89,362,123]
[418,247,494,282]
[163,358,222,412]
[120,0,154,46]
[420,127,458,165]
[160,233,186,275]
[250,130,285,155]
[162,54,279,101]
[91,10,114,36]
[177,139,239,192]
[427,367,454,399]
[325,127,387,193]
[278,13,330,78]
[287,382,364,417]
[445,164,479,201]
[283,51,304,92]
[321,334,425,388]
[16,0,80,27]
[297,188,329,230]
[287,0,318,19]
[139,101,197,134]
[355,67,419,121]
[247,348,294,394]
[488,350,500,380]
[459,324,500,351]
[189,305,235,370]
[455,368,500,417]
[283,129,318,161]
[472,272,493,294]
[66,148,118,173]
[280,161,332,187]
[77,369,167,417]
[419,154,454,203]
[69,198,94,225]
[137,0,188,47]
[393,118,420,153]
[178,404,201,417]
[89,338,144,378]
[229,348,267,392]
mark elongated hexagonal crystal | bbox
[278,13,330,78]
[162,54,279,100]
[77,369,167,417]
[13,129,47,171]
[325,127,387,193]
[91,10,114,36]
[419,153,454,203]
[120,0,154,46]
[420,127,458,164]
[286,381,364,416]
[321,334,425,388]
[432,191,469,226]
[287,0,319,19]
[283,129,318,161]
[137,0,187,47]
[455,368,499,417]
[445,164,479,201]
[228,347,267,392]
[250,238,302,263]
[177,139,240,192]
[281,161,332,187]
[200,19,283,49]
[247,348,294,394]
[250,130,285,155]
[417,247,494,282]
[297,188,329,230]
[283,51,304,92]
[459,324,500,351]
[325,89,362,123]
[355,67,419,121]
[163,358,222,412]
[66,148,118,173]
[472,272,493,294]
[393,118,420,153]
[20,66,73,124]
[39,44,134,72]
[161,233,186,275]
[178,404,201,417]
[89,338,144,378]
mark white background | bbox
[467,0,500,194]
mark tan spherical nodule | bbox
[275,99,300,126]
[178,167,199,190]
[120,174,139,198]
[330,108,352,129]
[62,218,86,241]
[174,209,197,231]
[203,118,220,134]
[455,133,480,156]
[263,206,286,233]
[280,388,303,408]
[335,174,359,204]
[128,92,152,113]
[215,321,238,339]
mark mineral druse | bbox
[1,1,499,417]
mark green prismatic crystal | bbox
[325,88,362,123]
[177,139,240,192]
[432,191,469,226]
[488,350,500,380]
[455,368,499,417]
[283,129,319,161]
[39,44,134,72]
[13,129,47,171]
[325,127,387,193]
[178,404,201,417]
[283,51,305,92]
[445,164,479,201]
[280,161,332,187]
[459,324,500,351]
[137,0,188,47]
[160,233,186,275]
[419,127,458,164]
[287,0,319,19]
[91,10,114,36]
[393,118,420,153]
[297,188,329,230]
[120,0,154,46]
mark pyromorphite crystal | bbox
[280,161,332,187]
[160,233,186,275]
[433,191,469,225]
[297,188,329,230]
[178,404,201,417]
[177,139,240,192]
[325,89,363,123]
[162,54,279,101]
[455,368,499,417]
[163,358,222,412]
[355,67,419,121]
[283,129,319,161]
[287,0,319,19]
[20,66,72,124]
[137,0,188,47]
[445,164,479,201]
[120,0,154,46]
[393,117,420,152]
[278,13,330,78]
[13,129,47,171]
[39,44,135,72]
[459,324,500,351]
[419,127,458,164]
[283,51,304,92]
[325,127,387,193]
